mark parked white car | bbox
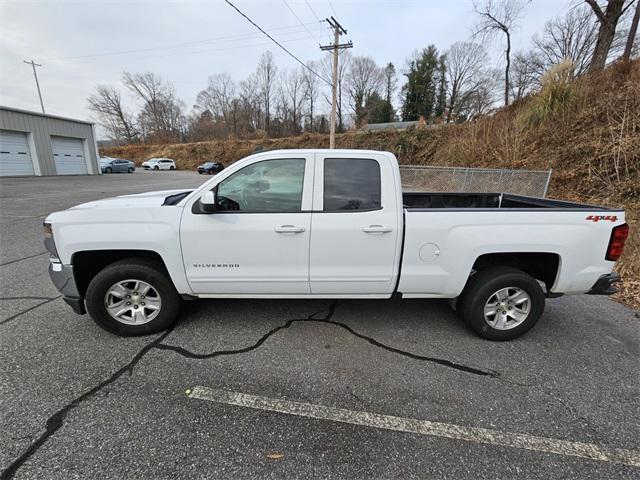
[142,158,176,170]
[44,149,628,340]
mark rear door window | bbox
[323,158,381,211]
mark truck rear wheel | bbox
[458,266,545,341]
[85,259,182,336]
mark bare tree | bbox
[239,73,263,134]
[457,69,501,120]
[302,61,320,131]
[509,51,543,100]
[622,0,640,60]
[280,68,305,135]
[256,51,278,135]
[195,73,237,133]
[532,6,598,76]
[346,55,384,125]
[473,0,528,106]
[122,72,185,142]
[585,0,636,70]
[87,85,138,144]
[444,41,489,121]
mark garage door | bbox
[0,130,35,176]
[51,136,88,175]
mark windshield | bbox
[100,158,111,165]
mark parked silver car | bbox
[100,157,135,174]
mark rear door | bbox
[309,154,402,295]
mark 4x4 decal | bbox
[586,215,618,223]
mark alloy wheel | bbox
[483,287,531,330]
[104,279,162,325]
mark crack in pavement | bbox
[541,386,602,441]
[154,303,336,360]
[0,300,497,479]
[0,296,62,326]
[157,301,498,377]
[0,329,174,480]
[0,252,48,267]
[0,296,59,301]
[0,304,335,479]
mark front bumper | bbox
[48,262,86,314]
[587,272,621,295]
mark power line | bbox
[305,0,323,22]
[223,0,332,86]
[281,0,319,43]
[52,23,323,60]
[67,35,315,65]
[327,0,338,17]
[304,0,331,45]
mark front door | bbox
[181,154,314,295]
[309,154,402,295]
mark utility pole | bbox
[320,17,352,149]
[24,60,45,113]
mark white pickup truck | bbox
[45,149,628,340]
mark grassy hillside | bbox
[103,61,639,308]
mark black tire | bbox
[128,167,134,173]
[85,258,182,336]
[458,266,545,341]
[198,170,203,174]
[105,167,112,173]
[170,166,175,170]
[154,165,159,171]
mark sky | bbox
[1,0,572,137]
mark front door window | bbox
[217,158,305,212]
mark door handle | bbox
[362,225,393,233]
[275,225,305,233]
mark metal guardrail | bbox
[399,165,553,198]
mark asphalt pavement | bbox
[1,170,638,479]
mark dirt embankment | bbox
[103,61,640,308]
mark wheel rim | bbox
[483,287,531,330]
[104,279,162,325]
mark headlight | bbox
[43,222,60,261]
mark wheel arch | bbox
[72,250,169,297]
[470,252,561,293]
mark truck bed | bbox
[402,192,616,211]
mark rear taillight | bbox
[605,223,629,261]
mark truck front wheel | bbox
[85,259,182,336]
[458,266,545,341]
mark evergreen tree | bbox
[382,63,397,122]
[365,92,394,124]
[401,45,440,121]
[435,54,447,118]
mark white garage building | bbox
[0,106,101,176]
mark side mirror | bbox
[201,190,217,213]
